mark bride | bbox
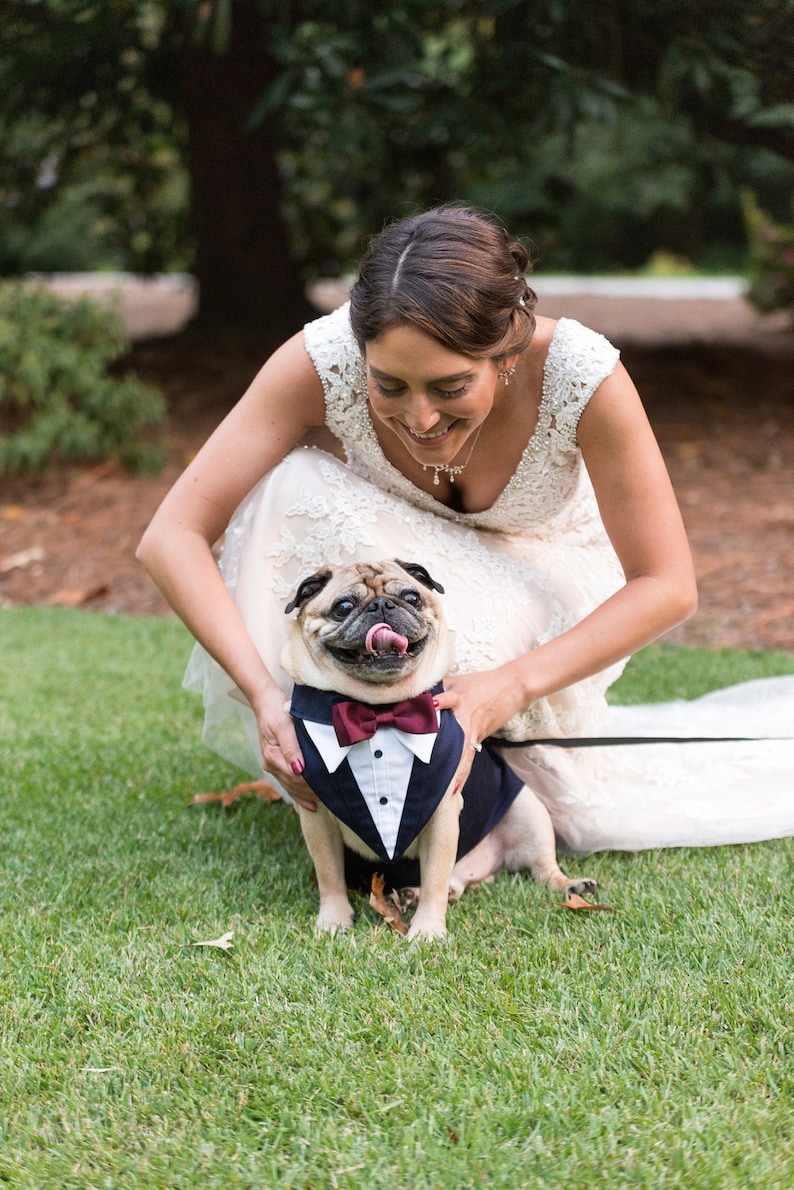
[137,205,793,856]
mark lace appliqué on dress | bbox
[303,304,620,534]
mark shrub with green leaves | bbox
[0,281,166,474]
[742,192,794,316]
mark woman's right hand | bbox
[252,682,318,811]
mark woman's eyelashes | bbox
[371,380,469,400]
[371,381,404,398]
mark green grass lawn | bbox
[1,607,793,1189]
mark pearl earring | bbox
[497,365,517,386]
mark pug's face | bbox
[281,560,454,702]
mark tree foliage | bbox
[0,2,189,275]
[2,1,793,326]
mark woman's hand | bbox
[251,682,318,811]
[434,667,520,749]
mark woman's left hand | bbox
[434,667,519,751]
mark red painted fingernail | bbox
[432,699,440,707]
[291,758,305,775]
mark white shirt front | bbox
[301,716,439,859]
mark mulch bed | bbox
[1,332,792,654]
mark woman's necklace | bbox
[422,425,483,486]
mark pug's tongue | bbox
[365,623,409,656]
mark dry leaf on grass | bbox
[189,781,282,808]
[559,891,615,912]
[192,931,234,950]
[369,873,409,935]
[0,546,45,573]
[46,584,110,607]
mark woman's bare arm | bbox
[436,362,697,742]
[136,332,326,802]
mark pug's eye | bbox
[402,589,422,607]
[330,598,356,620]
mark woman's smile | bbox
[402,421,459,445]
[364,324,501,466]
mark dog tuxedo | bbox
[289,684,522,871]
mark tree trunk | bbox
[175,1,317,335]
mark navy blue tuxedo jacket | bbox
[289,684,522,881]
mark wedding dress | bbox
[184,305,793,855]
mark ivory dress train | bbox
[184,305,794,855]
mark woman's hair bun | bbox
[350,205,536,359]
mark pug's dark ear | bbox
[284,571,332,614]
[394,560,445,595]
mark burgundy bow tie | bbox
[331,691,439,747]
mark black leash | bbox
[495,735,782,749]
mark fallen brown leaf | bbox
[369,873,409,935]
[192,930,234,950]
[0,546,45,573]
[560,891,615,912]
[189,780,282,808]
[46,584,110,607]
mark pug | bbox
[282,559,595,940]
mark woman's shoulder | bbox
[302,301,367,432]
[541,316,620,390]
[303,300,355,354]
[530,316,621,445]
[302,301,364,398]
[541,315,618,357]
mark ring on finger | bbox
[470,740,482,752]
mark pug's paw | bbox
[406,911,448,942]
[315,899,355,936]
[393,886,420,915]
[562,876,598,896]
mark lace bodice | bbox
[303,303,620,533]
